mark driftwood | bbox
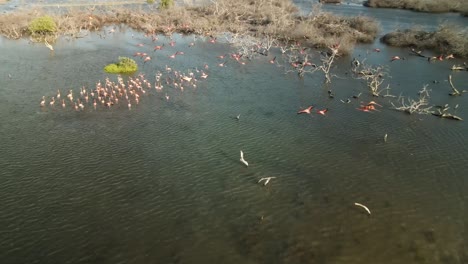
[451,64,468,71]
[432,111,463,121]
[432,104,463,121]
[448,75,467,96]
[391,85,433,114]
[409,48,427,58]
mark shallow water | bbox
[1,5,468,264]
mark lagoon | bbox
[0,3,467,264]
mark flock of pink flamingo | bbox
[39,29,457,118]
[39,65,213,111]
[38,32,255,111]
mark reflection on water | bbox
[0,11,467,264]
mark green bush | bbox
[104,57,138,74]
[147,0,155,3]
[28,15,57,35]
[159,0,174,9]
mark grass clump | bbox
[159,0,174,9]
[364,0,468,14]
[28,15,57,35]
[381,25,468,57]
[147,0,155,3]
[104,57,138,74]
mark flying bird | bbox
[297,106,313,114]
[354,202,371,215]
[240,150,249,167]
[258,177,276,186]
[317,108,328,115]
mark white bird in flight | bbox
[240,150,248,167]
[258,177,276,186]
[354,202,371,215]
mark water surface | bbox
[0,6,468,264]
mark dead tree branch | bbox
[391,85,433,115]
[448,74,467,96]
[354,62,390,97]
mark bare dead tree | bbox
[354,62,390,97]
[224,33,278,60]
[317,46,338,83]
[391,85,434,115]
[283,47,318,77]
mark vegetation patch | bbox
[28,15,57,35]
[104,57,138,74]
[159,0,174,9]
[381,25,468,57]
[364,0,468,14]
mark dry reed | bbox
[0,0,379,55]
[364,0,468,14]
[381,25,468,57]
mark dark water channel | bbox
[0,2,467,264]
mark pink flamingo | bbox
[136,43,144,47]
[40,96,46,107]
[317,108,328,115]
[297,106,313,114]
[144,56,151,63]
[153,44,164,51]
[366,101,382,107]
[218,61,227,67]
[269,56,276,64]
[390,56,401,62]
[357,106,371,112]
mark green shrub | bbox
[147,0,155,3]
[104,57,138,73]
[159,0,174,9]
[28,15,57,35]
